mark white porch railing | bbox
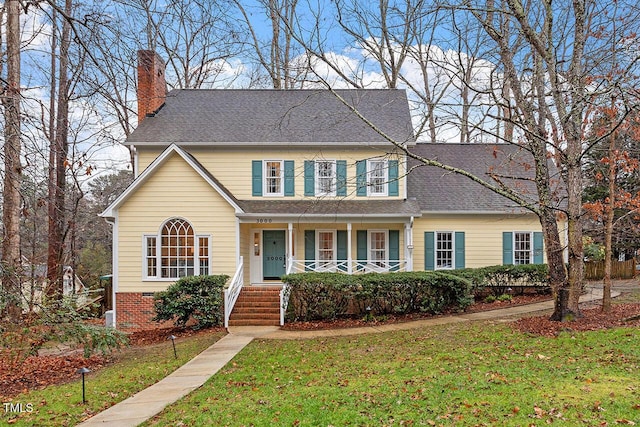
[224,256,244,328]
[287,259,408,274]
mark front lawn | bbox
[144,322,640,426]
[1,329,225,426]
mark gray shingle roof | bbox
[407,143,560,213]
[127,89,415,145]
[237,199,421,218]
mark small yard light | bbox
[168,335,177,359]
[77,367,91,403]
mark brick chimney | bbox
[137,50,167,124]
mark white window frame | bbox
[263,160,284,196]
[368,230,389,267]
[513,232,533,265]
[367,159,388,196]
[436,231,454,270]
[315,160,336,196]
[316,230,337,270]
[143,218,211,280]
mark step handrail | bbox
[224,256,244,328]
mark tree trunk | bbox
[47,0,73,299]
[602,117,617,312]
[1,0,22,320]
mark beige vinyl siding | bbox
[117,153,237,293]
[413,214,545,270]
[239,224,251,285]
[136,146,406,200]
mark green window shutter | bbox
[337,230,347,271]
[424,232,435,270]
[503,232,513,265]
[533,232,544,264]
[304,230,315,271]
[388,160,399,196]
[336,160,347,197]
[304,160,315,196]
[252,160,262,196]
[356,230,367,269]
[454,232,465,269]
[284,161,295,196]
[356,160,367,197]
[389,230,400,271]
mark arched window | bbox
[144,218,210,279]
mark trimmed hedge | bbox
[448,264,550,296]
[282,272,473,322]
[153,275,228,329]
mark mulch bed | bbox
[514,303,640,337]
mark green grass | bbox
[2,330,225,427]
[144,322,640,426]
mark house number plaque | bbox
[256,218,273,223]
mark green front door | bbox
[263,230,286,280]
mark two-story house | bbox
[101,51,553,329]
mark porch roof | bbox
[236,199,421,220]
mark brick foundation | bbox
[115,292,173,330]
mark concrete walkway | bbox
[76,286,613,427]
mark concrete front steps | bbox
[228,286,282,326]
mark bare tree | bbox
[295,0,640,320]
[1,0,23,320]
[46,0,74,298]
[233,0,306,88]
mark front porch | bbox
[234,198,421,285]
[243,222,415,285]
[224,199,421,326]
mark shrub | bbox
[0,298,128,366]
[282,272,472,322]
[281,273,352,321]
[448,264,550,296]
[153,275,228,329]
[496,293,513,302]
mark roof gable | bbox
[100,144,243,219]
[126,89,415,146]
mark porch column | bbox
[288,222,293,273]
[347,222,353,274]
[405,218,414,272]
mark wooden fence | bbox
[584,258,637,280]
